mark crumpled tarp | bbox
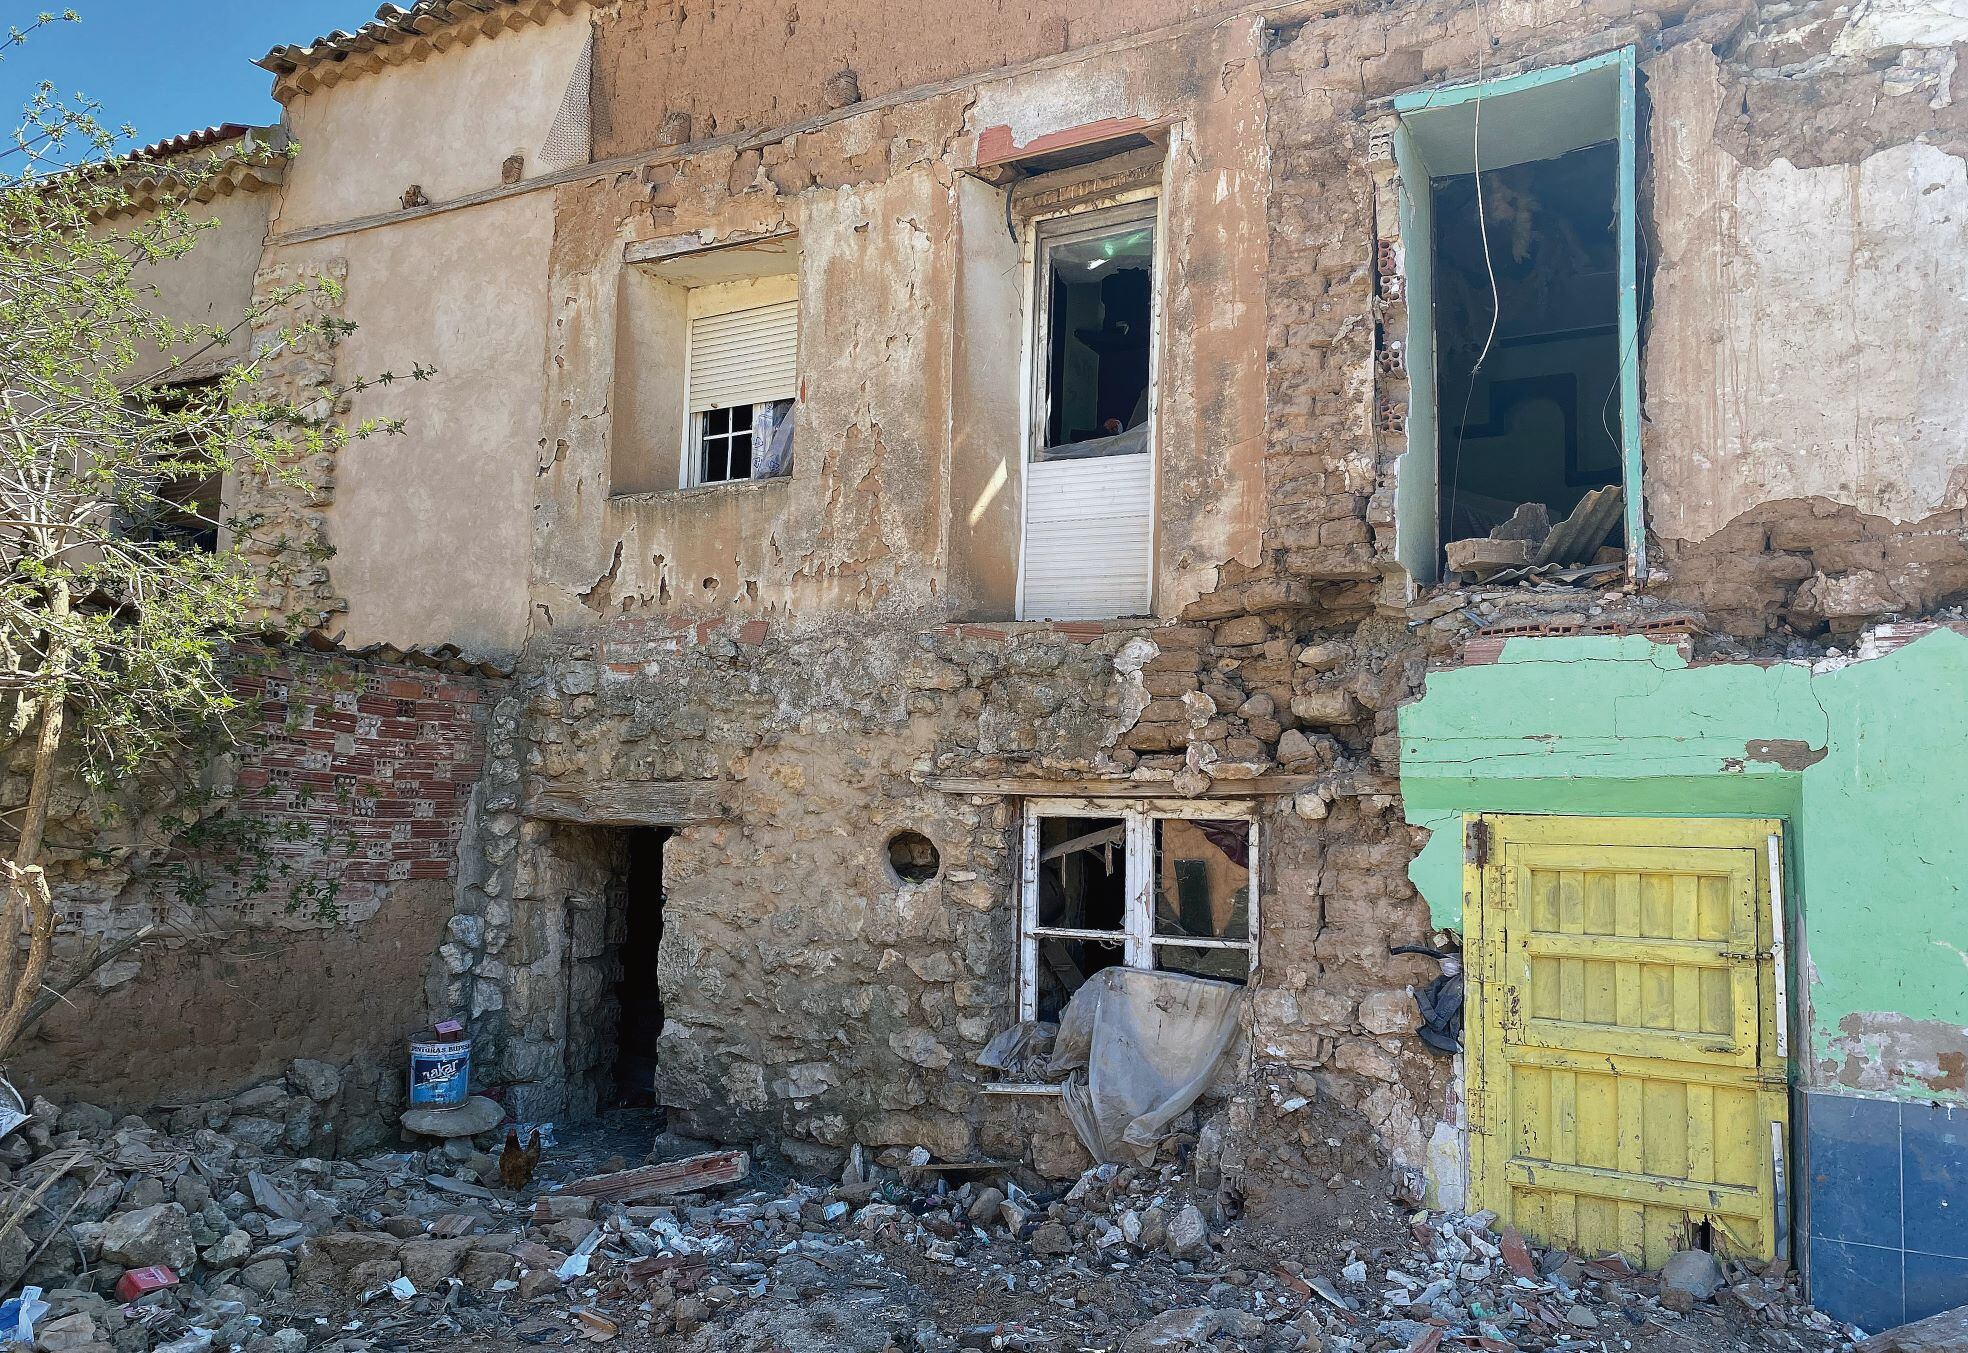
[1045,967,1244,1164]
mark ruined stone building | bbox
[11,0,1968,1332]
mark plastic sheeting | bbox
[1046,967,1244,1164]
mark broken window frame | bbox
[1016,797,1258,1023]
[679,276,799,490]
[1388,47,1642,584]
[121,374,228,554]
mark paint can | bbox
[407,1035,472,1107]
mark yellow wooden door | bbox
[1466,816,1789,1267]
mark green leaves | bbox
[1,100,429,802]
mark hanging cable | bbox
[1443,0,1501,551]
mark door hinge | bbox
[1466,1087,1488,1134]
[1467,818,1492,867]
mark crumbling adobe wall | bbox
[535,18,1268,630]
[3,651,499,1142]
[1656,497,1968,638]
[592,0,1243,156]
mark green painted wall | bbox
[1399,630,1968,1103]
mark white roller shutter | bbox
[1020,455,1154,620]
[687,300,798,413]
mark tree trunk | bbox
[0,865,54,1058]
[0,578,69,1058]
[14,575,69,866]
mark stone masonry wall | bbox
[448,0,1968,1184]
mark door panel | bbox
[1469,816,1788,1267]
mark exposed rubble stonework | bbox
[12,0,1968,1336]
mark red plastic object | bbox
[115,1266,178,1301]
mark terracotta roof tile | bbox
[256,0,585,99]
[129,123,254,165]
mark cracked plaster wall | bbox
[532,20,1268,631]
[1644,40,1968,546]
[278,0,1968,1177]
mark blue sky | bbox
[0,1,380,149]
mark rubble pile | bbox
[0,1091,1872,1353]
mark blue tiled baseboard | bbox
[1805,1090,1968,1333]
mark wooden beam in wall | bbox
[524,779,728,825]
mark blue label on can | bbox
[408,1039,471,1106]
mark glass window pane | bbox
[1154,943,1249,985]
[1039,216,1155,459]
[1153,818,1250,942]
[754,398,794,478]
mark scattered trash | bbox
[406,1028,473,1108]
[0,1286,45,1345]
[571,1307,618,1342]
[113,1266,180,1302]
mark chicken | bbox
[498,1127,543,1191]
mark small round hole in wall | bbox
[886,830,940,884]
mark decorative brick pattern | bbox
[222,654,495,924]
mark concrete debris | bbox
[1445,486,1625,583]
[0,1090,1870,1353]
[1856,1301,1968,1352]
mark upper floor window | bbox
[1033,202,1156,461]
[1390,49,1640,586]
[126,376,224,553]
[1018,197,1160,621]
[684,283,798,487]
[611,234,800,498]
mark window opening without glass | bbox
[1020,801,1254,1023]
[1391,49,1641,586]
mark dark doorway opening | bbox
[558,823,670,1118]
[611,827,668,1109]
[1434,141,1623,557]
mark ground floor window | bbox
[1019,799,1256,1022]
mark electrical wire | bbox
[1442,0,1500,549]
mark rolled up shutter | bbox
[687,300,798,413]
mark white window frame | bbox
[1024,196,1162,461]
[1014,190,1165,622]
[678,274,799,489]
[1017,797,1258,1023]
